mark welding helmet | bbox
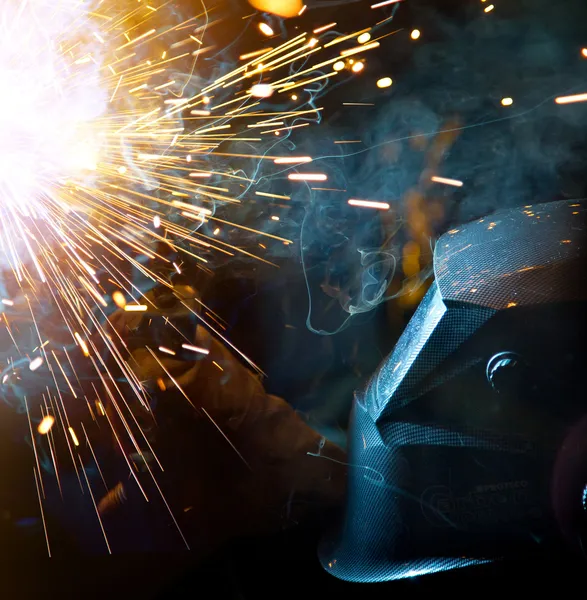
[320,199,587,581]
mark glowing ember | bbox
[431,176,464,187]
[348,199,390,210]
[258,22,275,37]
[38,416,55,435]
[288,173,328,181]
[182,344,210,355]
[555,92,587,104]
[249,83,274,98]
[274,156,313,164]
[29,357,44,371]
[371,0,403,8]
[124,305,148,312]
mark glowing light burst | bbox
[0,0,397,554]
[0,0,106,279]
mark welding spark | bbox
[258,22,274,37]
[0,0,401,557]
[181,343,210,355]
[274,156,313,164]
[371,0,403,8]
[348,199,391,210]
[124,305,148,312]
[431,176,464,187]
[288,173,328,181]
[313,23,337,34]
[555,92,587,104]
[249,83,274,98]
[38,415,55,435]
[29,357,44,372]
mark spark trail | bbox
[0,0,395,553]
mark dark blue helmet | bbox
[320,199,587,581]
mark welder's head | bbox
[320,199,587,582]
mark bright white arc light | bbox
[249,83,274,98]
[0,0,108,269]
